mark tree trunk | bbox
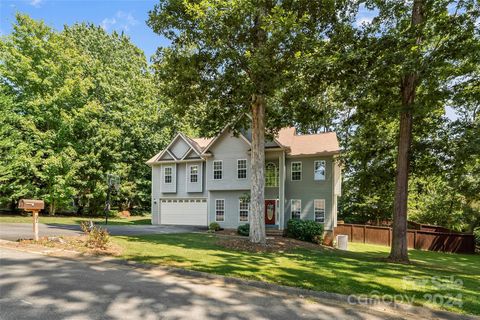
[249,94,266,244]
[389,0,424,263]
[49,200,56,216]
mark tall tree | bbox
[1,14,172,214]
[148,0,352,243]
[350,0,479,262]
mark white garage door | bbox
[160,199,207,226]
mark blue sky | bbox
[0,0,170,60]
[0,0,377,61]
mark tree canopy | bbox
[0,14,173,215]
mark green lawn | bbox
[113,233,480,316]
[0,214,151,225]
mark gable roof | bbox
[147,126,340,165]
[146,132,203,165]
[200,126,251,155]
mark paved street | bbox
[0,223,203,241]
[0,247,426,320]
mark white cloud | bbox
[101,17,117,31]
[30,0,43,7]
[101,11,138,32]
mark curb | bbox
[0,240,477,320]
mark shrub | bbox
[80,221,110,249]
[237,224,249,236]
[286,219,324,243]
[209,222,221,231]
[474,227,480,248]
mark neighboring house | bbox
[146,125,341,234]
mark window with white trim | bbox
[164,166,172,184]
[314,199,325,223]
[190,165,199,183]
[265,162,278,187]
[239,199,249,222]
[291,199,301,219]
[314,160,326,181]
[237,159,247,179]
[213,160,223,180]
[215,199,225,222]
[291,162,302,181]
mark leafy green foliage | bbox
[237,223,250,237]
[208,222,221,231]
[0,14,173,214]
[286,219,324,243]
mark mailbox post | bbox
[18,199,44,241]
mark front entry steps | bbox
[265,225,284,236]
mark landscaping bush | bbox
[286,219,324,243]
[237,224,249,236]
[80,221,110,249]
[474,227,480,249]
[209,222,221,231]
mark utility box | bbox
[18,199,45,211]
[336,234,348,250]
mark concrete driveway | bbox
[0,223,204,241]
[0,247,428,320]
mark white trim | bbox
[290,199,301,219]
[189,164,199,183]
[265,162,279,187]
[166,150,178,161]
[237,159,247,180]
[314,199,325,223]
[215,199,225,222]
[213,160,223,180]
[201,126,251,155]
[314,160,326,181]
[154,133,183,161]
[201,127,230,154]
[163,166,173,184]
[238,199,249,222]
[238,133,252,146]
[291,161,302,181]
[178,132,203,157]
[154,133,203,163]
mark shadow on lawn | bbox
[0,249,399,320]
[117,233,480,316]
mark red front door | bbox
[265,200,276,225]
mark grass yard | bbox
[113,233,480,316]
[0,214,151,225]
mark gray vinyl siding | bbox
[151,165,161,223]
[186,162,203,193]
[284,157,334,230]
[208,190,249,228]
[160,163,177,193]
[170,138,190,159]
[206,132,251,191]
[159,162,207,198]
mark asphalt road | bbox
[0,223,203,241]
[0,247,421,320]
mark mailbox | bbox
[18,199,45,211]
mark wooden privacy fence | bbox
[334,223,475,254]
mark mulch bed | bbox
[215,235,327,253]
[5,235,121,257]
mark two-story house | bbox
[146,125,341,233]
